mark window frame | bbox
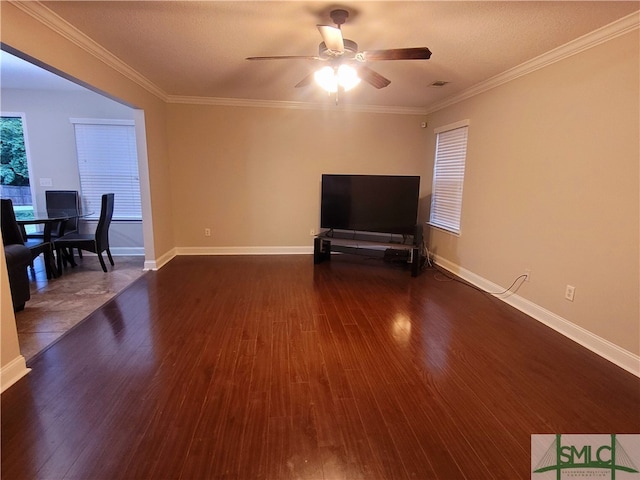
[429,119,470,235]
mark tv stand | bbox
[313,226,424,277]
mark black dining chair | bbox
[40,190,83,261]
[54,193,115,273]
[26,190,81,239]
[1,198,55,279]
[46,190,81,237]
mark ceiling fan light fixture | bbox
[314,64,361,93]
[248,9,430,94]
[314,66,339,92]
[337,64,361,91]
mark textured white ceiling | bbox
[4,1,639,110]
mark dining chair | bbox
[54,193,115,273]
[1,198,55,278]
[26,190,81,240]
[46,190,81,237]
[41,190,83,261]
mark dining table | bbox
[15,209,90,278]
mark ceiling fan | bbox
[246,9,432,92]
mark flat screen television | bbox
[320,174,420,235]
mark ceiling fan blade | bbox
[246,55,323,61]
[357,66,391,89]
[317,25,344,53]
[294,73,315,88]
[358,47,432,61]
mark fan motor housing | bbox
[319,39,358,57]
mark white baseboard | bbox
[434,255,640,378]
[143,260,157,271]
[73,247,145,257]
[144,247,176,271]
[144,246,312,270]
[110,247,145,256]
[1,355,30,393]
[176,246,314,256]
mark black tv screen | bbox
[320,174,420,235]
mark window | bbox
[71,118,141,220]
[1,114,37,232]
[429,120,469,234]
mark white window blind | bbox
[429,122,469,234]
[72,119,141,220]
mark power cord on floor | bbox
[485,273,528,296]
[426,262,528,297]
[421,241,433,270]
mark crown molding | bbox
[10,1,169,101]
[166,95,427,115]
[11,2,638,115]
[426,10,640,114]
[4,0,429,115]
[10,0,424,114]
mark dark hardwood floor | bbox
[2,254,639,479]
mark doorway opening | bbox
[1,47,153,361]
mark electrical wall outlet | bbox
[310,228,316,236]
[565,285,575,301]
[204,228,211,237]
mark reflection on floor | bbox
[14,254,146,362]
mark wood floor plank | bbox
[306,338,342,449]
[344,368,411,479]
[288,311,310,384]
[269,322,291,419]
[1,255,638,480]
[264,417,292,479]
[315,314,353,400]
[237,391,268,480]
[335,398,387,480]
[178,325,246,479]
[289,383,325,479]
[206,339,256,478]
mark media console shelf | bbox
[313,227,423,277]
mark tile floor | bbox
[14,254,146,362]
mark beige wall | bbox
[167,104,428,247]
[0,235,26,391]
[426,31,639,355]
[0,247,18,362]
